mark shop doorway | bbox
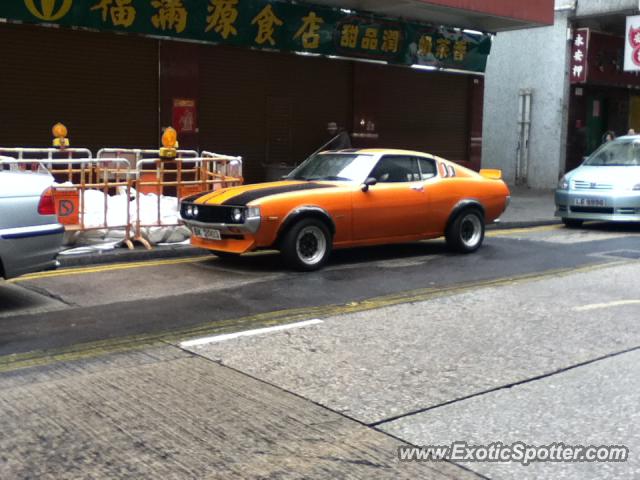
[586,95,606,154]
[629,95,640,133]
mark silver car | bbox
[555,136,640,227]
[0,170,64,279]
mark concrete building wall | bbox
[482,0,640,188]
[574,0,637,17]
[481,12,570,188]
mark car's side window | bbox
[369,156,420,183]
[417,158,437,180]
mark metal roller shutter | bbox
[0,23,159,152]
[354,63,470,163]
[199,45,351,183]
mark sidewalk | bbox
[56,187,558,268]
[0,347,478,480]
[494,186,558,229]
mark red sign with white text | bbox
[172,99,197,135]
[570,28,589,84]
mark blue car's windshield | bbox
[287,153,376,183]
[585,138,640,166]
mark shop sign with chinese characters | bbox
[570,28,589,84]
[2,0,491,72]
[625,15,640,71]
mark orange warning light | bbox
[52,122,70,148]
[52,123,68,138]
[162,127,178,149]
[160,126,178,159]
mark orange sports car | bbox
[180,149,510,270]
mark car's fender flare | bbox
[277,206,336,241]
[446,199,486,229]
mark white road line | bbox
[180,319,324,348]
[573,300,640,312]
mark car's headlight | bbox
[231,208,243,223]
[182,204,198,218]
[246,206,261,218]
[558,176,569,190]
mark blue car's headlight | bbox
[558,176,569,190]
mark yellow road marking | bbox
[487,224,563,237]
[0,260,625,373]
[6,225,567,284]
[7,255,211,283]
[573,300,640,312]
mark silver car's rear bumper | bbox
[0,224,64,279]
[555,190,640,222]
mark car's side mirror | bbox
[361,177,377,192]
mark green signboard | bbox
[2,0,491,72]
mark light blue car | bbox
[0,170,64,279]
[555,136,640,227]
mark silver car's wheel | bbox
[460,213,483,249]
[445,209,485,253]
[281,218,332,271]
[296,225,327,266]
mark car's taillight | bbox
[38,188,56,216]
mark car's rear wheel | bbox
[445,209,485,253]
[281,218,332,271]
[562,218,583,228]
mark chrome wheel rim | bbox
[460,214,482,248]
[296,226,327,265]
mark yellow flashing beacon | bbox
[160,126,178,159]
[52,122,70,148]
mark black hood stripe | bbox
[221,183,333,206]
[181,192,207,202]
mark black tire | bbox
[445,209,485,253]
[562,218,583,229]
[280,218,332,271]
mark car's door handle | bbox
[411,185,424,192]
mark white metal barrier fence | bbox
[1,147,243,249]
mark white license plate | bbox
[192,227,221,240]
[573,198,605,207]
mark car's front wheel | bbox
[445,209,485,253]
[562,218,583,228]
[280,218,332,271]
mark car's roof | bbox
[322,148,436,157]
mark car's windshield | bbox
[287,153,377,183]
[585,138,640,166]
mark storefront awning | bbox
[0,0,494,72]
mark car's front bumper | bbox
[181,218,260,254]
[555,189,640,222]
